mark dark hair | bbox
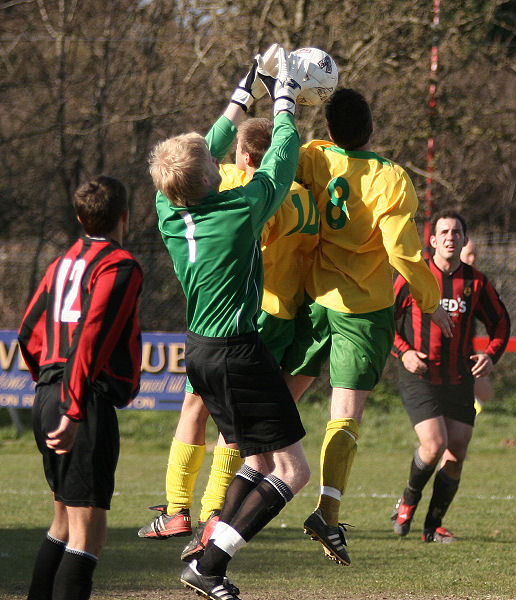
[324,88,373,150]
[430,209,467,236]
[73,175,128,236]
[237,118,273,168]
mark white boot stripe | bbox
[212,584,236,599]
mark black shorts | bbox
[399,368,476,427]
[32,382,120,509]
[185,330,306,457]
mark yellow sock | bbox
[199,446,243,522]
[317,418,360,526]
[165,438,205,515]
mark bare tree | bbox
[0,0,514,330]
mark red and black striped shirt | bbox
[18,236,143,420]
[392,259,510,385]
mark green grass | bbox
[0,397,515,600]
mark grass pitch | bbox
[0,396,515,600]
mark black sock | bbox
[198,475,293,578]
[424,469,460,531]
[27,533,66,600]
[219,464,264,524]
[197,541,232,578]
[197,465,264,578]
[52,548,97,600]
[404,450,437,506]
[230,475,293,541]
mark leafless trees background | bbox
[1,0,515,331]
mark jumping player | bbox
[18,176,142,600]
[139,115,319,570]
[281,88,454,565]
[391,210,510,542]
[149,49,317,599]
[136,121,273,544]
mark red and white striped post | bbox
[423,0,440,258]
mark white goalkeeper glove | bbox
[258,47,310,116]
[230,44,281,111]
[231,57,267,112]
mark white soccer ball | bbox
[291,47,339,106]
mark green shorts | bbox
[282,295,395,391]
[257,310,295,364]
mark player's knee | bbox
[421,439,446,463]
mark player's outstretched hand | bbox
[258,47,311,116]
[46,415,80,454]
[431,305,454,338]
[256,43,282,79]
[231,57,268,112]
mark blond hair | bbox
[149,133,211,207]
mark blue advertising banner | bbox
[0,330,187,411]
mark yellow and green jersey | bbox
[297,139,440,314]
[260,181,318,319]
[219,168,319,320]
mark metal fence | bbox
[1,231,515,401]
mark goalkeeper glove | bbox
[231,58,267,112]
[230,44,281,112]
[258,47,309,116]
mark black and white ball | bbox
[292,47,339,106]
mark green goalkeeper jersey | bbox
[156,112,300,337]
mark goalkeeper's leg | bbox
[180,435,243,563]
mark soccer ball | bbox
[291,47,339,106]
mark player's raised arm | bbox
[207,45,276,160]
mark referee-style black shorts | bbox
[185,330,306,457]
[399,368,476,427]
[32,382,120,510]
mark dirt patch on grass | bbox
[499,436,516,447]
